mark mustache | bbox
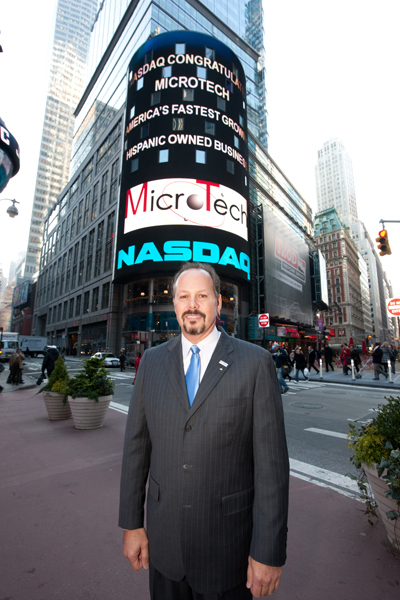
[182,309,206,319]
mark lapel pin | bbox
[219,360,228,367]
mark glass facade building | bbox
[34,0,316,354]
[23,0,98,279]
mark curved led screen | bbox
[114,31,250,283]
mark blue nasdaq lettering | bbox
[117,240,250,279]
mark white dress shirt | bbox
[181,327,221,382]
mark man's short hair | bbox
[171,262,221,299]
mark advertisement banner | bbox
[114,31,250,283]
[262,205,312,325]
[12,281,29,307]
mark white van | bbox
[0,332,19,361]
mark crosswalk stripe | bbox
[305,427,348,439]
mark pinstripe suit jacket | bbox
[119,327,289,594]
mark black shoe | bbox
[0,385,3,393]
[372,378,379,380]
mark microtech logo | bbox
[124,178,248,240]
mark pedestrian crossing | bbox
[285,381,328,395]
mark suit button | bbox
[185,425,192,431]
[183,464,190,470]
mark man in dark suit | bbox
[119,262,289,598]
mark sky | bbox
[1,0,399,298]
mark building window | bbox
[227,160,234,174]
[69,298,74,319]
[205,121,215,135]
[77,199,83,234]
[92,287,99,312]
[78,236,86,286]
[83,291,90,314]
[151,92,161,105]
[217,97,226,111]
[159,149,169,163]
[101,282,110,309]
[196,150,206,164]
[197,66,206,79]
[99,173,108,211]
[93,221,104,278]
[83,191,90,228]
[104,212,115,272]
[172,118,184,131]
[176,43,185,54]
[91,191,98,221]
[109,160,119,206]
[141,124,149,138]
[137,77,144,91]
[162,66,172,78]
[62,301,67,320]
[205,47,215,60]
[86,229,95,281]
[131,158,139,172]
[75,295,81,317]
[183,89,194,101]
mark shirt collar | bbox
[181,326,221,358]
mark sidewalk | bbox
[1,388,399,600]
[306,365,400,390]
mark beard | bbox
[181,309,207,335]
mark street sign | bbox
[258,313,270,328]
[387,298,400,317]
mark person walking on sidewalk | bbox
[340,343,351,375]
[372,343,388,380]
[9,348,25,385]
[119,262,289,599]
[275,345,290,394]
[294,347,308,382]
[350,345,361,373]
[381,342,392,373]
[119,349,127,372]
[390,346,397,374]
[41,346,60,378]
[307,346,320,374]
[324,343,335,372]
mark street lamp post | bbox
[0,198,20,218]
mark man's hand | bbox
[246,556,282,597]
[123,528,149,571]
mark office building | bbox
[314,207,365,344]
[33,0,318,355]
[315,138,358,229]
[23,0,98,279]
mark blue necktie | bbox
[186,345,200,406]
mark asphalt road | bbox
[23,355,396,500]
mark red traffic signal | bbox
[375,229,392,256]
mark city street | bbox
[19,355,400,502]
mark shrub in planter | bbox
[67,357,115,401]
[38,356,72,420]
[347,395,400,547]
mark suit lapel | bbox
[166,336,190,411]
[190,329,235,412]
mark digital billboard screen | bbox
[114,31,250,283]
[262,205,313,326]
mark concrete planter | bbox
[42,392,72,421]
[67,395,112,430]
[363,463,399,548]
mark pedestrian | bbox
[372,343,388,380]
[350,345,361,373]
[391,346,398,374]
[339,343,351,375]
[119,348,127,372]
[134,351,142,374]
[0,360,5,392]
[307,346,320,374]
[381,342,392,373]
[324,343,334,372]
[119,262,289,599]
[41,345,60,378]
[293,347,308,382]
[9,348,25,385]
[274,344,290,394]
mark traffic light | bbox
[376,229,392,256]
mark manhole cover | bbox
[291,403,323,409]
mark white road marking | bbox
[305,427,347,439]
[110,401,129,414]
[289,458,361,501]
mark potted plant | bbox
[39,356,72,420]
[67,357,115,429]
[347,395,400,550]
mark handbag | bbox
[36,373,46,385]
[304,367,310,377]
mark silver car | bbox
[91,352,120,368]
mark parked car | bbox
[91,352,120,368]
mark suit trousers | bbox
[149,563,252,600]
